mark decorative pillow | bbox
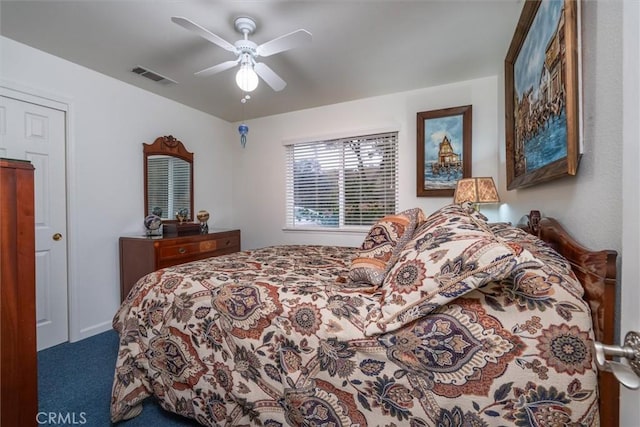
[349,208,425,286]
[364,203,520,336]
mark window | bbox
[285,131,398,230]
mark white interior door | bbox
[0,94,68,350]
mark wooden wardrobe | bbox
[0,158,38,426]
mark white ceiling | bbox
[0,0,524,122]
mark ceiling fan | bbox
[172,15,312,92]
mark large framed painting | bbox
[505,0,581,190]
[416,105,472,197]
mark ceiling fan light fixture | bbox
[173,15,311,93]
[235,63,258,92]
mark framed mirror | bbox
[144,135,193,222]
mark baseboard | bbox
[74,320,113,342]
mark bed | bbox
[111,203,618,426]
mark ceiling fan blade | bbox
[257,29,312,57]
[254,62,286,91]
[194,59,240,77]
[171,16,236,53]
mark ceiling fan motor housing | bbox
[235,39,257,56]
[234,17,257,35]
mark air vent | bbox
[131,66,177,85]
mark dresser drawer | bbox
[120,229,241,302]
[159,234,240,259]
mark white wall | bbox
[232,76,501,250]
[0,36,236,341]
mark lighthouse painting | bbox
[417,105,472,197]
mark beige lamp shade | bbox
[453,177,500,205]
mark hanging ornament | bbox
[238,123,249,148]
[239,94,251,148]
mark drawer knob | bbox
[225,240,230,246]
[178,247,186,254]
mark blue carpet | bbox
[38,329,200,426]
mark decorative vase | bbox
[197,210,210,233]
[176,208,189,223]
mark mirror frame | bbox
[143,135,194,222]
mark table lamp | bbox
[453,177,500,211]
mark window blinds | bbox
[147,156,191,219]
[285,131,398,229]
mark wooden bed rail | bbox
[536,217,619,426]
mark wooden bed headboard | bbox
[534,216,619,426]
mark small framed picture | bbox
[416,105,472,197]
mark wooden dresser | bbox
[0,159,38,426]
[119,229,241,301]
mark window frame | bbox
[284,130,399,232]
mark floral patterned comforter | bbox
[111,237,599,426]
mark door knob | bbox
[594,331,640,390]
[52,233,63,241]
